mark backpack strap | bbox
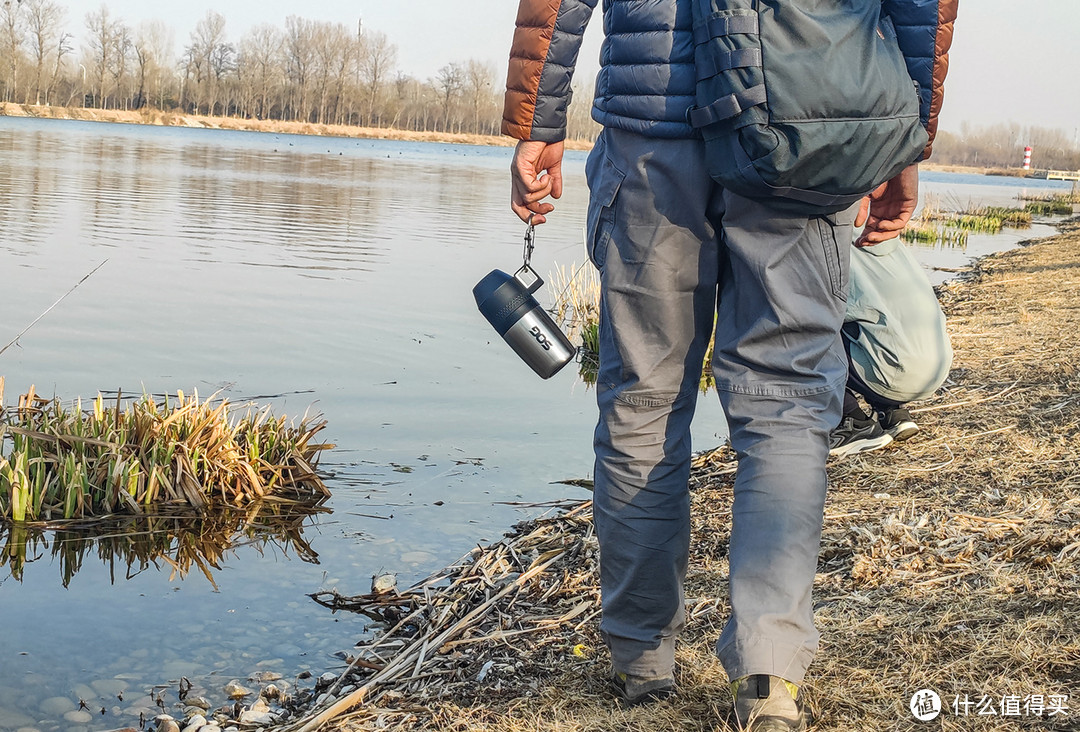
[693,13,759,45]
[695,47,762,81]
[688,84,767,128]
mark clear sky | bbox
[53,0,1080,136]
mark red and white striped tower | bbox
[1023,146,1033,170]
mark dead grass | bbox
[281,222,1080,731]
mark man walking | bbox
[503,1,956,729]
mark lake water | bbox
[0,116,1072,731]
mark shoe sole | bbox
[828,433,893,458]
[886,421,919,441]
[738,703,810,731]
[611,678,676,706]
[742,718,808,732]
[743,718,808,732]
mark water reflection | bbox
[1,499,327,589]
[0,123,393,277]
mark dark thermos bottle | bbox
[473,264,575,379]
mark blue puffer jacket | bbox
[503,0,956,157]
[593,0,697,139]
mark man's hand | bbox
[855,163,919,247]
[510,139,564,224]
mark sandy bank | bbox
[0,102,595,151]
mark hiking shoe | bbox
[611,671,676,706]
[828,415,892,458]
[731,674,809,731]
[878,407,919,441]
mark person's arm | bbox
[503,0,597,223]
[860,0,957,246]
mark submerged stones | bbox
[12,671,304,732]
[38,697,76,716]
[222,681,252,700]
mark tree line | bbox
[933,122,1080,172]
[0,0,600,139]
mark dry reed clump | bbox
[549,263,718,392]
[0,382,332,522]
[288,222,1080,732]
[549,263,602,380]
[1018,189,1080,206]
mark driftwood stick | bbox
[290,551,566,732]
[911,381,1020,414]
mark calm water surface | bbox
[0,117,1072,730]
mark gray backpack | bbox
[688,0,928,214]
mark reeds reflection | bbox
[0,498,328,589]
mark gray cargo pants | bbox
[586,128,855,685]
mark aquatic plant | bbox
[918,192,1037,234]
[919,206,1031,234]
[0,379,332,523]
[973,206,1033,228]
[900,223,970,247]
[1017,189,1080,205]
[548,262,601,348]
[549,266,717,392]
[1024,200,1074,216]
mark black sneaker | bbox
[828,415,893,458]
[611,671,676,706]
[878,407,919,441]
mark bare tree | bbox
[133,21,173,110]
[567,79,601,141]
[184,10,228,115]
[0,0,26,103]
[237,24,283,119]
[283,15,316,121]
[328,23,358,125]
[22,0,66,104]
[111,22,132,108]
[435,62,463,132]
[209,39,235,115]
[359,28,396,127]
[309,21,351,125]
[462,59,497,135]
[84,4,123,108]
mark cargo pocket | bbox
[585,154,625,272]
[816,202,859,301]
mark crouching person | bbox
[830,238,954,457]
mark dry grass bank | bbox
[0,102,595,151]
[279,221,1080,732]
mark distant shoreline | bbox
[0,102,595,152]
[0,103,1053,180]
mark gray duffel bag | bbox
[688,0,929,214]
